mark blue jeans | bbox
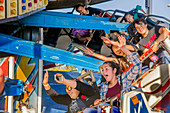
[83,103,120,113]
[166,105,170,113]
[158,50,170,64]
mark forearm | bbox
[125,45,135,51]
[76,81,95,96]
[121,46,132,56]
[46,88,70,105]
[126,52,142,74]
[63,79,77,88]
[93,53,118,62]
[156,28,169,43]
[122,53,142,87]
[77,36,88,41]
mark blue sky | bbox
[55,0,170,22]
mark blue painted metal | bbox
[19,11,129,32]
[4,76,24,96]
[0,33,104,72]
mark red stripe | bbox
[122,64,133,73]
[144,34,157,48]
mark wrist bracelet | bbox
[43,84,49,87]
[154,42,159,45]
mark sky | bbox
[55,0,170,23]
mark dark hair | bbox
[124,12,134,17]
[103,61,120,75]
[75,3,85,12]
[132,18,147,27]
[109,33,119,41]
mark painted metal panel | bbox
[0,33,104,72]
[19,11,129,32]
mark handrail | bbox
[145,15,170,23]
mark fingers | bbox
[94,99,102,105]
[55,73,64,83]
[55,73,62,76]
[101,36,107,40]
[43,70,49,85]
[118,35,126,47]
[44,70,49,78]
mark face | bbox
[65,86,80,99]
[77,6,87,15]
[112,45,124,56]
[125,14,134,23]
[102,63,116,82]
[135,22,148,35]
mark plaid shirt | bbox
[100,52,142,100]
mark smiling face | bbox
[66,85,80,99]
[102,63,116,82]
[125,14,134,23]
[134,22,148,36]
[112,45,124,56]
[77,6,88,15]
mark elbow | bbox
[162,28,169,37]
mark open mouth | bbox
[104,74,109,79]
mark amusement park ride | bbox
[0,0,170,113]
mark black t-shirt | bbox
[46,81,99,113]
[86,7,111,17]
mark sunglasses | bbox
[65,86,72,92]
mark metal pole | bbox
[8,57,14,113]
[37,28,43,113]
[145,0,152,14]
[148,0,152,14]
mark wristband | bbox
[43,84,49,87]
[124,32,128,36]
[92,53,96,56]
[154,42,159,45]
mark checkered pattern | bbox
[100,52,142,100]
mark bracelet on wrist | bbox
[154,42,159,45]
[43,84,49,87]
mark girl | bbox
[83,35,142,113]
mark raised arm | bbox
[55,73,96,96]
[115,35,132,56]
[152,27,169,52]
[84,47,119,63]
[116,35,142,88]
[43,70,71,105]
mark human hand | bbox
[86,36,92,41]
[54,73,65,84]
[43,70,49,85]
[101,36,111,45]
[152,43,159,53]
[84,47,94,56]
[94,99,102,105]
[117,35,126,48]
